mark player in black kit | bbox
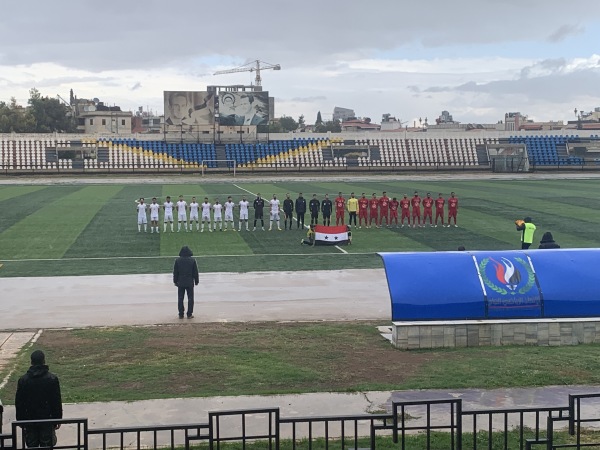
[283,193,294,230]
[321,194,333,226]
[253,193,265,231]
[295,192,307,229]
[309,194,320,226]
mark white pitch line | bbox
[0,252,375,263]
[233,184,348,254]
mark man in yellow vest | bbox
[347,192,359,227]
[515,216,536,249]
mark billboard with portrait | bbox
[218,92,269,126]
[164,91,215,127]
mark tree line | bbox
[0,88,77,133]
[260,111,342,133]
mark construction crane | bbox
[213,60,281,87]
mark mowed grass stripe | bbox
[159,184,254,257]
[0,185,47,202]
[0,253,381,277]
[64,185,162,258]
[0,186,122,259]
[0,186,80,235]
[449,179,599,203]
[466,198,599,248]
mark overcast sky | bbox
[1,0,599,125]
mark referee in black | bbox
[309,194,320,226]
[295,193,307,229]
[321,194,333,226]
[253,193,265,231]
[283,193,294,230]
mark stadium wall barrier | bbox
[379,249,600,349]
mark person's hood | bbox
[27,364,49,378]
[540,232,555,243]
[179,246,193,257]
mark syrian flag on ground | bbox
[314,225,350,245]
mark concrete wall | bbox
[392,318,600,350]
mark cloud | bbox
[547,24,584,42]
[290,96,327,102]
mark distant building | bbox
[505,112,525,131]
[333,107,355,122]
[341,118,381,132]
[132,107,163,134]
[436,110,455,124]
[71,91,132,134]
[77,110,132,134]
[380,114,405,131]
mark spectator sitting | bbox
[538,232,560,249]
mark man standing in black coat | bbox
[253,193,265,231]
[321,194,333,226]
[283,193,294,230]
[15,350,63,448]
[295,193,306,229]
[309,194,320,226]
[173,246,199,319]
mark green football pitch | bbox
[0,178,599,278]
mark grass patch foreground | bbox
[2,322,600,404]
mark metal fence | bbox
[3,393,600,450]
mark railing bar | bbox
[473,414,478,450]
[427,403,431,450]
[488,413,493,450]
[242,413,246,450]
[520,412,525,450]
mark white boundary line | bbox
[233,184,348,254]
[0,252,375,263]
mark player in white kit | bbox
[223,196,235,231]
[200,197,211,232]
[189,196,200,231]
[149,197,161,233]
[238,196,249,231]
[176,195,188,232]
[137,197,148,232]
[163,196,174,232]
[269,194,282,231]
[212,199,223,231]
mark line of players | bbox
[136,194,286,233]
[135,191,459,233]
[304,191,459,229]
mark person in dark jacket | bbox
[173,246,199,318]
[309,194,320,226]
[321,194,333,226]
[538,232,560,249]
[295,193,307,229]
[15,350,63,448]
[282,193,294,230]
[253,193,265,231]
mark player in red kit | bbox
[411,191,422,228]
[368,193,379,228]
[358,193,369,228]
[422,192,434,227]
[434,193,445,227]
[334,191,345,225]
[389,197,399,227]
[399,194,410,227]
[447,192,459,227]
[379,191,390,227]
